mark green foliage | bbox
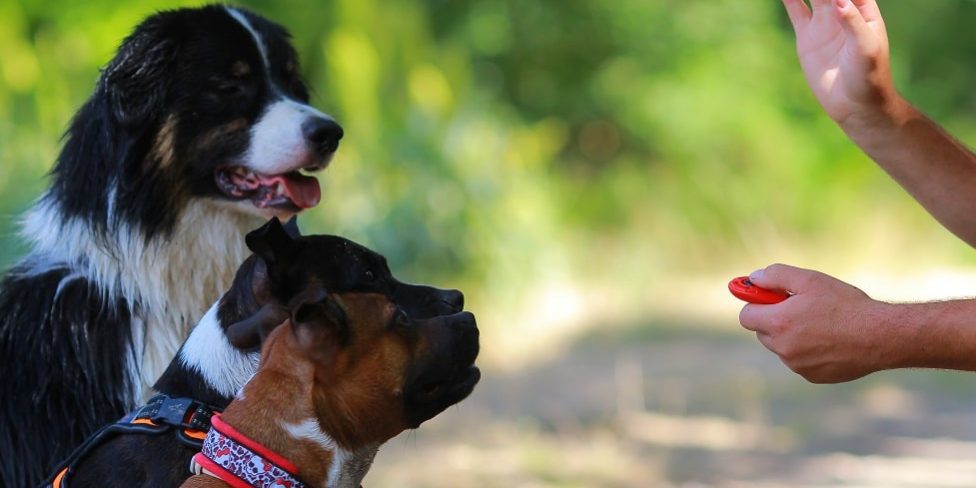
[0,0,974,304]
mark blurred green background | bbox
[3,0,976,486]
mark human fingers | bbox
[754,331,777,353]
[739,304,759,331]
[809,0,834,10]
[850,0,884,23]
[738,302,782,335]
[834,0,876,45]
[781,0,811,31]
[748,263,818,294]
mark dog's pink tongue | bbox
[263,173,321,208]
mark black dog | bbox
[0,7,344,485]
[43,217,465,487]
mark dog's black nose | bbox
[440,289,464,312]
[453,311,480,353]
[455,311,477,330]
[302,117,344,154]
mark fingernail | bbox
[749,269,764,281]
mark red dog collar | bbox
[191,414,306,488]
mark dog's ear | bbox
[102,14,179,127]
[283,216,302,239]
[246,217,301,268]
[289,288,348,359]
[225,303,289,350]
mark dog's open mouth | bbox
[215,166,321,210]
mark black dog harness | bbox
[41,394,219,488]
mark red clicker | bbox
[728,276,790,304]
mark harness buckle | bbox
[186,404,217,431]
[152,396,195,426]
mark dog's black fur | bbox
[0,7,343,486]
[47,218,465,487]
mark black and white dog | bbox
[0,6,343,486]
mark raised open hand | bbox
[782,0,894,126]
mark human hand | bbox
[782,0,899,127]
[738,263,892,383]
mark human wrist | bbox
[853,299,906,372]
[874,300,976,371]
[865,301,919,370]
[837,88,912,136]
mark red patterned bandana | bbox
[190,414,306,488]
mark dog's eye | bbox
[393,309,409,329]
[364,270,375,282]
[216,84,242,95]
[281,64,296,80]
[211,81,245,97]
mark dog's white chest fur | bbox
[21,197,260,400]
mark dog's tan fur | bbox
[181,292,422,488]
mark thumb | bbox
[749,263,817,294]
[834,0,875,46]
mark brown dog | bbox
[181,288,480,488]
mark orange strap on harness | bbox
[42,394,219,488]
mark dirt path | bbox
[366,323,976,487]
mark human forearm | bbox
[877,298,976,372]
[840,96,976,247]
[740,264,976,382]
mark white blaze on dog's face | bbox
[245,99,336,175]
